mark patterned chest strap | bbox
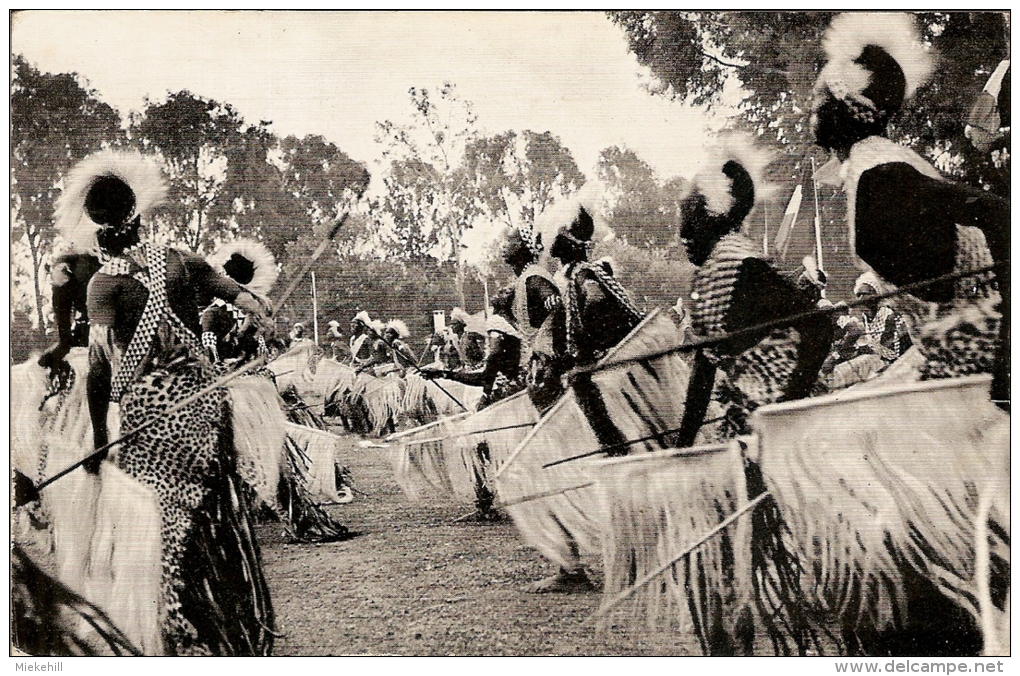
[109,245,199,401]
[565,262,645,358]
[690,233,761,342]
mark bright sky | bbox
[11,10,728,183]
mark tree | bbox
[218,121,303,257]
[461,129,586,233]
[10,55,123,331]
[597,145,688,251]
[373,83,480,306]
[277,134,370,239]
[132,91,247,252]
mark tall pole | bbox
[763,200,769,257]
[311,271,319,346]
[810,157,826,299]
[810,157,824,272]
[483,279,490,319]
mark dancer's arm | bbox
[85,324,115,473]
[676,350,717,448]
[729,259,834,402]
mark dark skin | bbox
[383,328,416,366]
[677,255,834,447]
[502,234,562,337]
[551,233,638,366]
[422,330,521,394]
[37,253,102,371]
[82,246,261,473]
[813,92,1010,409]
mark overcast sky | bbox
[12,10,731,183]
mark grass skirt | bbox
[115,359,274,655]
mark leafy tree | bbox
[277,134,370,237]
[461,129,586,233]
[132,91,247,252]
[218,122,303,256]
[373,83,480,305]
[10,54,123,331]
[597,145,688,251]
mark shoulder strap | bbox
[690,233,760,339]
[109,245,200,401]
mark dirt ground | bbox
[260,428,701,656]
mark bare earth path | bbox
[260,429,699,656]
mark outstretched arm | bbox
[427,333,503,388]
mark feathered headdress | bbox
[463,313,488,337]
[486,314,523,340]
[450,307,470,325]
[385,319,410,339]
[817,12,934,115]
[54,149,167,252]
[535,182,606,249]
[353,311,371,325]
[369,319,386,335]
[503,222,544,261]
[684,135,776,224]
[854,270,888,296]
[207,238,279,297]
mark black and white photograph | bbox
[8,9,1010,664]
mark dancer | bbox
[672,139,834,655]
[48,150,274,655]
[498,224,566,412]
[422,291,524,411]
[811,11,1009,411]
[676,142,834,445]
[349,311,374,366]
[202,238,276,363]
[382,320,417,374]
[549,207,644,369]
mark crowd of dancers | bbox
[12,12,1009,657]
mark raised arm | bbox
[429,332,505,388]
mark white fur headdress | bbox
[353,311,372,325]
[450,307,470,324]
[385,319,410,339]
[534,182,606,248]
[464,313,488,337]
[854,270,887,296]
[207,238,279,297]
[818,12,934,107]
[688,135,775,217]
[54,149,167,252]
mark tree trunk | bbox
[455,258,466,310]
[28,231,46,332]
[194,210,202,252]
